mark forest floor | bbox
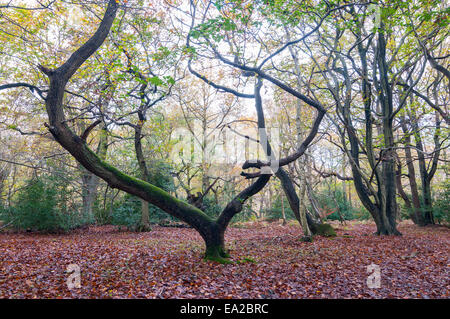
[0,220,448,299]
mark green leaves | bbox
[148,76,164,86]
[190,17,237,42]
[164,75,176,86]
[151,46,172,62]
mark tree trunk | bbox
[0,167,7,206]
[134,118,152,232]
[395,162,413,220]
[399,115,424,225]
[411,109,436,225]
[80,127,108,223]
[251,77,317,237]
[203,223,228,262]
[81,175,96,222]
[378,23,401,235]
[306,181,323,222]
[280,192,287,225]
[422,181,434,225]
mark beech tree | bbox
[307,1,448,234]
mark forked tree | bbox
[0,0,326,261]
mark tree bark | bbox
[409,107,440,225]
[80,126,108,223]
[336,15,401,235]
[0,165,8,206]
[253,76,314,236]
[399,115,424,225]
[280,192,287,225]
[134,118,152,231]
[377,23,401,235]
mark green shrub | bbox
[2,177,81,232]
[265,196,295,221]
[109,160,178,230]
[202,196,222,218]
[110,194,142,231]
[398,181,449,225]
[353,205,372,220]
[110,193,177,230]
[434,181,450,225]
[314,188,370,221]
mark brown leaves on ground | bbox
[0,221,448,298]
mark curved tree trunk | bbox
[37,0,220,258]
[252,76,326,237]
[40,23,268,258]
[276,168,311,237]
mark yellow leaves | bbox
[387,37,396,51]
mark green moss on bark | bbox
[82,144,216,226]
[310,223,336,237]
[204,245,232,264]
[300,235,313,242]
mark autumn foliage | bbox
[0,221,448,298]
